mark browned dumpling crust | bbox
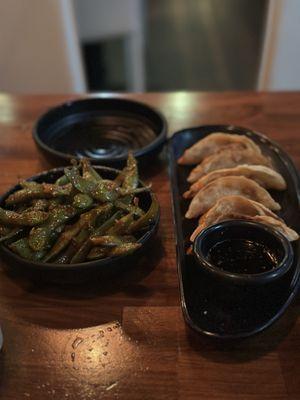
[190,195,298,242]
[178,132,262,165]
[179,132,298,243]
[184,165,286,198]
[185,176,281,219]
[187,146,273,183]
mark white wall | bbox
[73,0,145,91]
[73,0,142,42]
[258,0,300,90]
[0,0,86,93]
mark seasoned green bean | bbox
[69,239,92,264]
[86,247,108,260]
[61,204,113,264]
[6,182,72,205]
[93,211,124,236]
[44,203,113,262]
[28,205,76,251]
[107,213,134,235]
[90,235,136,247]
[31,199,49,211]
[0,224,11,237]
[122,152,138,190]
[90,180,119,203]
[128,194,159,233]
[64,165,96,193]
[107,242,141,257]
[69,210,123,263]
[82,158,102,182]
[48,198,64,210]
[1,155,156,264]
[43,222,83,262]
[55,174,69,186]
[113,152,138,189]
[72,193,93,210]
[0,227,23,243]
[19,199,49,215]
[117,184,152,197]
[9,238,45,261]
[0,207,48,226]
[114,199,144,217]
[65,165,118,202]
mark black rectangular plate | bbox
[168,125,300,339]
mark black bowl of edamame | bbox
[0,156,159,283]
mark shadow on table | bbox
[139,155,167,181]
[7,236,164,297]
[185,303,298,362]
[3,236,165,329]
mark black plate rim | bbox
[168,124,300,339]
[33,97,168,163]
[0,165,159,272]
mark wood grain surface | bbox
[0,92,300,399]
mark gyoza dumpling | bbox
[249,216,299,241]
[190,196,298,242]
[184,165,286,198]
[187,146,273,183]
[185,176,280,219]
[190,195,279,240]
[199,195,278,226]
[178,132,261,165]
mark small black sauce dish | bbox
[33,98,167,167]
[193,220,294,286]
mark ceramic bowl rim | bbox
[32,97,168,163]
[192,220,294,284]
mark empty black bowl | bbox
[33,98,167,167]
[0,166,159,283]
[193,220,293,286]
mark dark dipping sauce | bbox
[207,239,281,274]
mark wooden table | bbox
[0,92,300,400]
